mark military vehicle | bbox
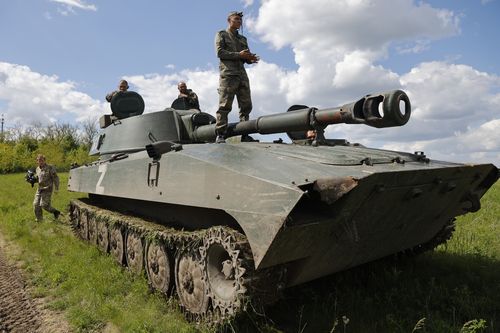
[68,90,498,323]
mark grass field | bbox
[0,172,498,332]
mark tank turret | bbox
[93,90,410,157]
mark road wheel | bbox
[109,225,124,264]
[78,210,88,240]
[87,215,98,244]
[175,249,209,315]
[145,241,172,294]
[96,222,109,253]
[125,231,144,274]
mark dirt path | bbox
[0,232,72,333]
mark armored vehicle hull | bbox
[68,90,498,322]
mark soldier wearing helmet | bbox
[214,11,259,143]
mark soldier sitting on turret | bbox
[100,80,145,128]
[174,81,200,111]
[106,79,129,102]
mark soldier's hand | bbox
[239,49,254,60]
[249,53,260,64]
[239,50,259,64]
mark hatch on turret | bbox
[100,91,146,129]
[111,91,145,119]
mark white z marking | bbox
[96,164,108,194]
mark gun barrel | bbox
[192,90,410,142]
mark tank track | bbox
[400,218,456,257]
[69,199,283,325]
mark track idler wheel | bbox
[202,227,250,319]
[175,249,209,315]
[145,241,172,294]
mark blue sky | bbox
[0,0,499,165]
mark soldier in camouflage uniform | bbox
[214,11,259,143]
[177,81,200,110]
[33,154,60,222]
[106,79,129,102]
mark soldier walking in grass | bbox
[33,154,60,222]
[214,11,259,143]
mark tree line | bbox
[0,119,98,173]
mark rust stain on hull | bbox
[313,177,358,204]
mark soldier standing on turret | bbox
[214,11,259,143]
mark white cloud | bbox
[241,0,254,7]
[396,40,431,54]
[243,0,461,109]
[124,69,220,115]
[0,62,105,125]
[400,62,500,123]
[247,0,459,50]
[50,0,97,15]
[241,0,497,164]
[381,119,500,164]
[323,61,500,165]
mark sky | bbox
[0,0,499,165]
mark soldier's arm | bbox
[189,91,199,102]
[240,37,259,64]
[215,32,241,60]
[190,92,200,110]
[105,91,116,102]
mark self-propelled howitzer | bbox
[68,89,498,323]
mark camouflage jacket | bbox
[178,89,200,110]
[36,164,59,192]
[215,29,251,76]
[106,90,119,102]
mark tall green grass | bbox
[0,173,498,332]
[0,173,199,333]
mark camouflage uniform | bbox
[106,91,119,102]
[179,89,200,110]
[215,28,253,135]
[33,164,60,221]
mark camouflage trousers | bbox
[33,189,57,221]
[216,74,253,135]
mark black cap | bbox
[227,11,243,19]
